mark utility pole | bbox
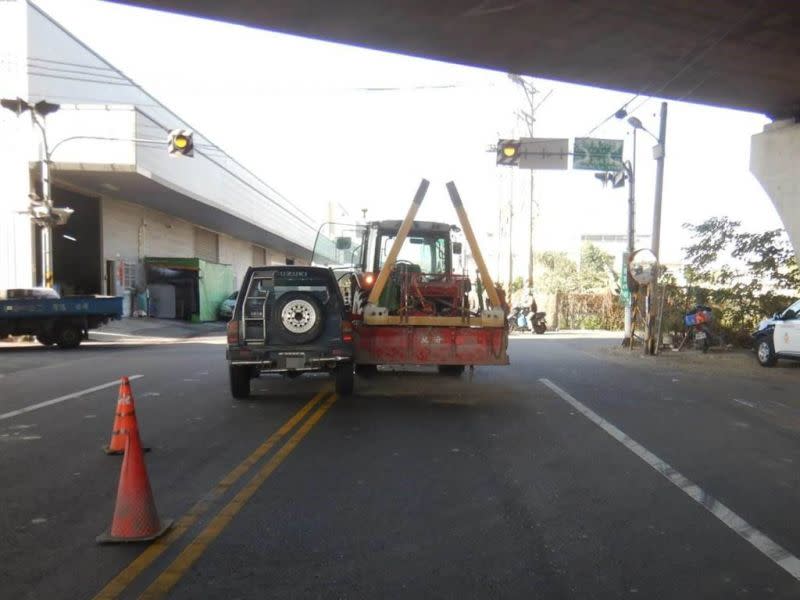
[624,127,637,342]
[507,175,514,288]
[648,101,668,355]
[508,74,546,290]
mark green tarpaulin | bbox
[144,257,235,322]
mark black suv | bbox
[226,266,354,398]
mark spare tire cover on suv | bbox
[271,291,325,344]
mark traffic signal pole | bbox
[40,154,53,288]
[30,111,55,288]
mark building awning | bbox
[49,164,312,261]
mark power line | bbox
[583,94,640,137]
[28,56,119,72]
[27,63,129,82]
[27,71,137,87]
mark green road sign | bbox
[573,137,624,171]
[619,251,631,305]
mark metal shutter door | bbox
[194,227,219,262]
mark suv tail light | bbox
[341,319,353,343]
[227,320,240,344]
[359,272,376,288]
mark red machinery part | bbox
[354,324,509,366]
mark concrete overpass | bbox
[112,1,800,261]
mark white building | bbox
[0,1,317,316]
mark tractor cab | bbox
[312,219,468,318]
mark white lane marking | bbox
[0,375,143,422]
[539,377,800,582]
[733,398,755,408]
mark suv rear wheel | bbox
[229,365,251,398]
[271,292,324,344]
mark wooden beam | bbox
[445,181,501,309]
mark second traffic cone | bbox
[104,377,149,455]
[97,425,172,543]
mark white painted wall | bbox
[0,0,34,289]
[751,120,800,262]
[102,195,286,292]
[219,236,255,291]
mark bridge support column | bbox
[0,0,35,289]
[751,119,800,261]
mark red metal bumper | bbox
[354,324,509,366]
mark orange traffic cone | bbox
[97,425,172,543]
[104,377,149,455]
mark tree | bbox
[537,251,578,295]
[682,217,799,339]
[579,242,615,292]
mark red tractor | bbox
[313,180,509,375]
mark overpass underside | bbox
[114,1,800,261]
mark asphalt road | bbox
[2,331,800,599]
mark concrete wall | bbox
[751,119,800,261]
[0,0,34,289]
[219,236,256,290]
[101,196,287,293]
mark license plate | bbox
[695,331,706,340]
[280,353,306,369]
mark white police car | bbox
[753,299,800,367]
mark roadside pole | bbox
[40,153,53,288]
[647,102,668,355]
[623,128,636,343]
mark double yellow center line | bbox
[93,385,337,600]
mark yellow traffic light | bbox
[496,139,521,166]
[167,129,194,157]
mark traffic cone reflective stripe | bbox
[97,426,172,543]
[104,376,149,455]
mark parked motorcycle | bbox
[531,311,548,335]
[684,305,714,352]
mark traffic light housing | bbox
[0,97,30,115]
[168,129,194,157]
[594,171,626,188]
[496,139,521,166]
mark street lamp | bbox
[626,116,659,142]
[1,97,65,288]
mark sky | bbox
[33,0,782,274]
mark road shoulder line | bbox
[539,377,800,582]
[0,375,144,421]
